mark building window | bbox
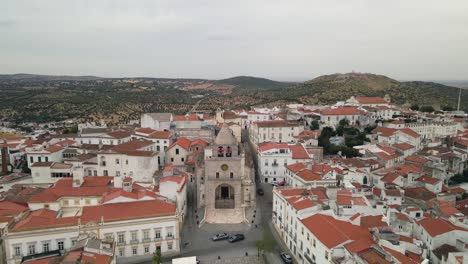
[216,172,219,179]
[28,244,36,255]
[181,157,184,162]
[116,171,121,177]
[42,242,49,252]
[132,248,137,255]
[167,231,173,238]
[116,158,120,164]
[119,249,124,257]
[103,170,108,176]
[143,230,150,240]
[175,149,179,155]
[167,243,173,250]
[155,231,161,239]
[170,158,174,162]
[118,233,125,244]
[144,246,149,253]
[230,172,233,179]
[30,157,33,163]
[14,246,21,256]
[45,157,49,162]
[71,239,77,246]
[125,160,128,165]
[131,231,138,242]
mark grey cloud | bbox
[0,0,467,81]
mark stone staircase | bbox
[204,208,246,224]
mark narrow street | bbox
[131,129,287,264]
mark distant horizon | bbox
[2,1,468,82]
[2,72,468,84]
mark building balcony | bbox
[142,238,151,243]
[130,239,139,245]
[154,237,162,242]
[117,241,126,246]
[166,235,174,240]
[272,162,279,167]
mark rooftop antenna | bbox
[457,87,462,111]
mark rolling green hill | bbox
[283,73,467,108]
[0,72,466,125]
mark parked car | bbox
[257,188,264,195]
[272,181,280,186]
[228,234,245,243]
[280,252,293,263]
[211,233,229,241]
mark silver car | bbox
[211,233,229,241]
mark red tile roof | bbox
[399,128,420,138]
[110,139,153,153]
[382,246,420,264]
[0,201,28,224]
[289,144,310,159]
[392,143,415,151]
[321,107,359,116]
[28,179,114,203]
[355,97,388,104]
[417,175,441,185]
[396,212,411,222]
[405,155,428,164]
[276,188,328,202]
[301,214,373,249]
[44,144,64,153]
[404,187,436,201]
[11,200,176,232]
[106,130,132,139]
[286,163,306,172]
[336,194,367,206]
[360,215,388,228]
[167,137,191,151]
[257,142,289,152]
[417,217,467,237]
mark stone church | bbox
[196,124,256,224]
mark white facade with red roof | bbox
[320,107,360,128]
[346,96,390,107]
[26,144,65,166]
[249,120,304,145]
[285,162,343,188]
[3,200,179,264]
[413,217,468,253]
[76,130,132,146]
[257,142,313,183]
[133,128,172,166]
[404,121,461,140]
[3,173,181,263]
[97,139,160,183]
[158,170,188,223]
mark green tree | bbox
[442,105,454,111]
[420,106,435,113]
[152,248,162,264]
[310,120,320,130]
[410,104,420,111]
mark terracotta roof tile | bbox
[301,214,373,249]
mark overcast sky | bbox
[1,0,467,81]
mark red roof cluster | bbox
[321,107,359,116]
[11,200,176,232]
[301,214,373,249]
